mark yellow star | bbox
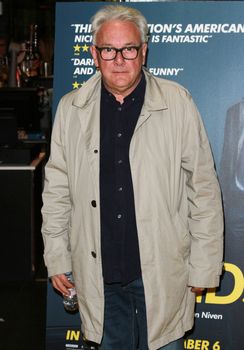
[81,44,89,52]
[73,44,81,53]
[72,81,80,89]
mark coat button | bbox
[91,251,96,258]
[91,200,96,207]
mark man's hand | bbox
[51,274,74,296]
[191,287,205,293]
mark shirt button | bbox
[117,133,122,137]
[117,214,122,219]
[118,159,123,164]
[91,200,96,207]
[91,251,97,258]
[118,107,122,111]
[118,187,123,191]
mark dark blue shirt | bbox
[100,73,146,284]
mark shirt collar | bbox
[101,71,146,104]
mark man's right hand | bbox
[51,274,74,296]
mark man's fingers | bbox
[51,274,74,295]
[191,287,205,293]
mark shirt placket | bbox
[114,104,126,251]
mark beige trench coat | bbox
[42,69,223,349]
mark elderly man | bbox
[42,5,223,350]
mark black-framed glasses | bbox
[95,45,142,61]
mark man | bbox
[219,100,244,349]
[42,5,223,350]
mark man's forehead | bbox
[96,20,141,44]
[99,19,137,27]
[98,41,138,47]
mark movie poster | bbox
[47,2,244,349]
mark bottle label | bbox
[68,288,77,298]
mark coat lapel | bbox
[134,68,168,133]
[72,72,101,194]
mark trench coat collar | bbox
[71,67,169,112]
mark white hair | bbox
[91,5,149,45]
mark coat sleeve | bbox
[41,97,72,277]
[180,90,224,288]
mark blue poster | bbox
[47,2,244,349]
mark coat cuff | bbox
[188,263,223,288]
[44,255,72,278]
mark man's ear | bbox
[90,45,99,69]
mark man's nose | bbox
[114,51,125,64]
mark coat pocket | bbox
[173,212,191,256]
